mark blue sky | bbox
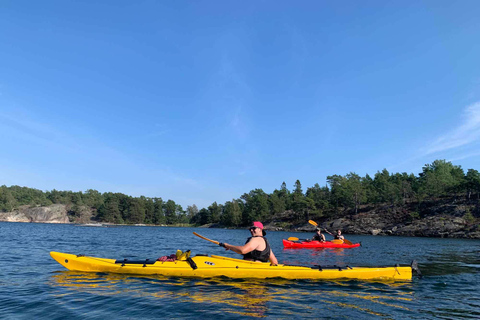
[1,1,480,209]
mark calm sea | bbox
[0,222,479,319]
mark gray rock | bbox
[0,204,69,223]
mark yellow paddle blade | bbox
[287,237,300,241]
[343,239,353,245]
[308,220,318,227]
[331,239,344,244]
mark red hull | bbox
[282,239,361,249]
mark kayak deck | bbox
[283,239,361,248]
[50,251,413,281]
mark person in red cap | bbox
[219,221,278,266]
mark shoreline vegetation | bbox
[1,159,479,239]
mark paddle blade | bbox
[308,220,318,227]
[287,237,300,241]
[343,239,353,245]
[331,239,344,244]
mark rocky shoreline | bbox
[1,203,479,239]
[275,214,480,239]
[266,201,480,239]
[0,204,69,224]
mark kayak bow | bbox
[50,251,413,281]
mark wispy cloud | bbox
[426,102,480,154]
[0,110,82,152]
[391,102,480,174]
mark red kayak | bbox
[283,239,361,249]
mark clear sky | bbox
[1,1,480,209]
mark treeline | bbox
[1,160,479,226]
[0,187,192,225]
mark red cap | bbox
[251,221,266,236]
[252,221,264,229]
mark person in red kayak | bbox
[325,229,344,241]
[220,221,278,266]
[311,228,326,242]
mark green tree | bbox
[0,186,17,212]
[142,197,155,224]
[306,183,330,218]
[278,181,291,209]
[345,172,366,214]
[396,173,416,204]
[373,169,399,204]
[96,193,122,223]
[291,180,315,221]
[419,160,464,199]
[175,204,188,224]
[241,189,269,224]
[362,174,378,204]
[127,198,145,224]
[186,204,199,222]
[153,198,165,224]
[47,189,62,204]
[268,192,286,214]
[208,202,222,223]
[118,195,131,222]
[83,189,104,209]
[327,174,349,211]
[222,199,242,227]
[164,200,177,224]
[195,208,210,225]
[270,182,291,214]
[464,169,480,200]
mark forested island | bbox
[1,159,479,238]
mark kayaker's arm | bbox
[222,240,258,255]
[269,250,278,266]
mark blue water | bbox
[0,222,479,319]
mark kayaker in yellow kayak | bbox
[220,221,278,266]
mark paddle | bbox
[287,237,310,241]
[193,232,226,247]
[308,220,354,245]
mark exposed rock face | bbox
[0,204,69,223]
[317,213,479,239]
[266,201,480,239]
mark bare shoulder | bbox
[250,237,263,244]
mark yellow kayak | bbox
[50,251,415,281]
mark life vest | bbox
[243,236,271,262]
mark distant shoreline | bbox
[1,219,478,239]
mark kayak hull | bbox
[50,251,411,281]
[283,239,361,248]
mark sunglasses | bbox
[249,227,258,231]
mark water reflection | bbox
[49,272,273,317]
[49,271,416,318]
